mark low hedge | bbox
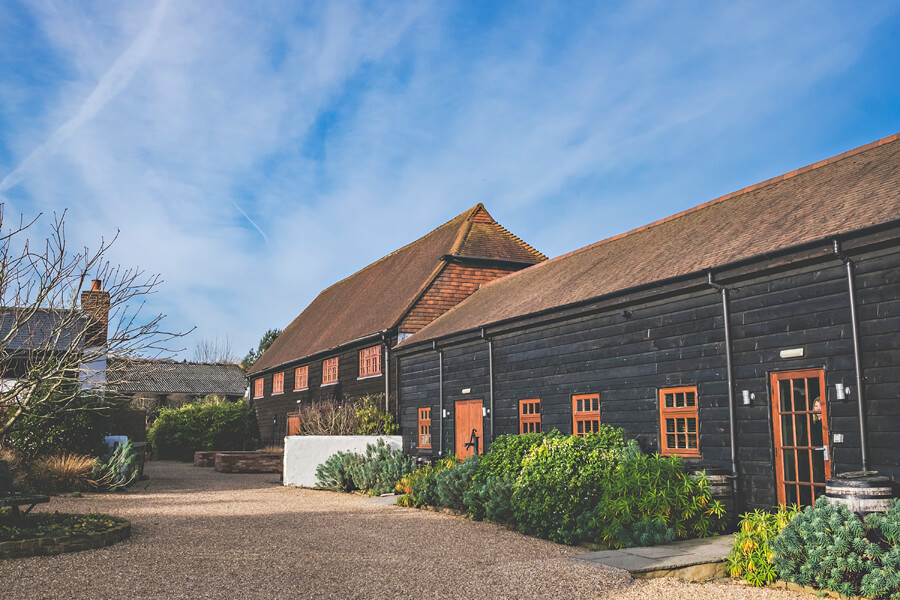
[147,397,258,461]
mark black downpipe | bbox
[708,272,738,478]
[833,240,869,471]
[434,340,444,455]
[481,328,494,443]
[382,332,390,414]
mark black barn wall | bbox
[398,237,900,512]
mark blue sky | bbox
[1,1,899,360]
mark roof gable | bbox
[249,204,545,375]
[400,133,900,346]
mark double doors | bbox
[771,369,830,506]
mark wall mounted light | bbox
[482,407,490,417]
[835,383,850,400]
[442,409,450,418]
[462,388,471,394]
[779,348,804,359]
[741,390,755,405]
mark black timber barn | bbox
[395,133,900,512]
[247,204,546,444]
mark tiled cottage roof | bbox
[110,359,247,396]
[399,133,900,346]
[248,205,546,375]
[0,308,87,352]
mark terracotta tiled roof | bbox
[248,205,546,375]
[400,133,900,346]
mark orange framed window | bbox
[572,393,600,437]
[359,345,382,378]
[519,399,542,434]
[294,366,308,391]
[272,372,284,395]
[253,378,264,399]
[659,386,700,456]
[322,357,339,385]
[418,407,432,449]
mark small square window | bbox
[359,345,382,378]
[322,357,339,385]
[519,399,541,434]
[253,378,264,399]
[294,366,308,391]
[659,386,700,456]
[572,393,600,437]
[273,372,284,395]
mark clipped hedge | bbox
[147,397,258,461]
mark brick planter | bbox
[214,452,283,474]
[0,521,131,559]
[193,451,217,467]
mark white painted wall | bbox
[283,435,403,488]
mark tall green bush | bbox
[472,431,560,485]
[727,505,801,587]
[582,441,728,548]
[147,397,258,460]
[512,431,623,544]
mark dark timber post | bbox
[434,340,444,455]
[382,333,390,413]
[708,272,738,478]
[833,240,869,471]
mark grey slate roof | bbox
[110,359,248,396]
[0,308,87,352]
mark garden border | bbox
[0,519,131,559]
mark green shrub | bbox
[581,442,729,548]
[354,395,398,436]
[316,440,415,495]
[469,476,515,524]
[147,397,258,460]
[347,439,415,495]
[396,456,456,508]
[472,431,560,485]
[315,450,363,492]
[771,498,900,599]
[92,441,139,491]
[4,391,108,459]
[727,505,800,586]
[512,431,623,544]
[434,457,478,512]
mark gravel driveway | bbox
[0,461,805,600]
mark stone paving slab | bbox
[574,534,735,577]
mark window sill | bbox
[272,392,284,396]
[357,373,382,381]
[320,382,338,387]
[293,387,308,392]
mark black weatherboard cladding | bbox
[398,233,900,512]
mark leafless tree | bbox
[0,207,189,438]
[192,336,238,363]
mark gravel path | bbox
[0,461,806,600]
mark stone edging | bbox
[0,521,131,559]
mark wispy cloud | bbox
[0,0,897,357]
[0,0,169,193]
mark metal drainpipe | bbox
[382,332,390,413]
[482,328,494,443]
[833,239,869,471]
[434,340,444,455]
[708,272,738,478]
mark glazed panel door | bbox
[455,399,484,459]
[771,369,831,506]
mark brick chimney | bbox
[81,279,110,347]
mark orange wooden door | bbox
[455,399,484,459]
[771,369,831,506]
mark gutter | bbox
[433,340,444,455]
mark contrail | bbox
[232,200,270,245]
[0,0,170,193]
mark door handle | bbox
[815,446,829,461]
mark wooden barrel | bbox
[825,472,893,516]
